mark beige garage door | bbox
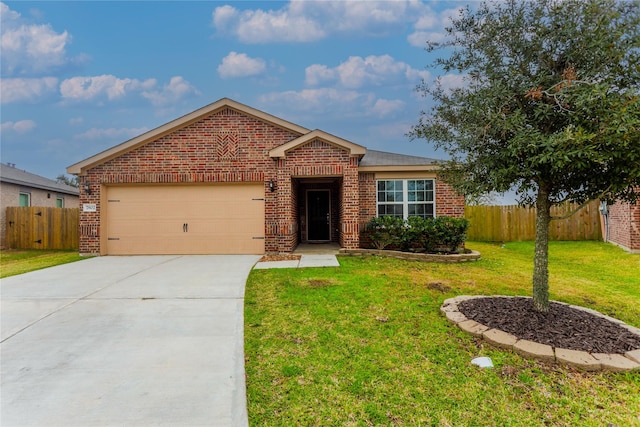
[105,184,265,255]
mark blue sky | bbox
[1,1,469,181]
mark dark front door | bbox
[307,190,330,241]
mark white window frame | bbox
[376,179,436,220]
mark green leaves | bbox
[410,0,640,206]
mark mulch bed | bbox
[458,297,640,354]
[258,254,301,262]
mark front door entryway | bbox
[307,190,330,241]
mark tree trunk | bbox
[533,188,552,313]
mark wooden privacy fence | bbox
[465,200,602,242]
[5,207,79,250]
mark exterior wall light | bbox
[269,179,276,192]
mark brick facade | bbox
[74,100,465,255]
[605,199,640,253]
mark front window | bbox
[377,179,434,219]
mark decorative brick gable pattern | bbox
[215,131,238,159]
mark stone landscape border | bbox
[339,248,481,263]
[441,295,640,372]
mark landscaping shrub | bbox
[363,216,405,250]
[434,216,470,252]
[364,216,470,253]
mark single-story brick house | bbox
[67,98,464,255]
[1,162,79,248]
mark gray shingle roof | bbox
[0,163,79,195]
[359,149,440,167]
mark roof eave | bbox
[269,129,366,159]
[358,164,441,172]
[1,177,79,195]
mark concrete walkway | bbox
[1,255,259,427]
[253,242,341,270]
[253,254,340,269]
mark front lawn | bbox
[245,241,640,426]
[0,249,86,278]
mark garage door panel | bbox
[105,184,264,255]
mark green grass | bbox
[0,249,87,278]
[245,241,640,426]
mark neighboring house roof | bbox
[358,150,441,172]
[1,163,79,195]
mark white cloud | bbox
[371,99,405,118]
[438,73,467,92]
[258,88,404,119]
[407,6,464,48]
[305,55,429,89]
[212,1,430,44]
[1,119,36,134]
[0,2,85,75]
[407,31,446,48]
[217,52,267,79]
[0,2,20,24]
[59,74,198,108]
[74,127,149,141]
[141,76,199,106]
[0,77,58,103]
[212,4,325,43]
[69,117,83,125]
[59,75,157,102]
[304,64,336,86]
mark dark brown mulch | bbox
[458,297,640,354]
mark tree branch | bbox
[550,186,612,220]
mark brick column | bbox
[340,158,360,249]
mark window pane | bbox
[19,193,29,207]
[426,204,434,217]
[378,204,403,217]
[56,198,64,208]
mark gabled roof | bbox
[1,163,79,195]
[269,129,366,159]
[358,149,441,172]
[67,98,311,175]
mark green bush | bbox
[434,217,470,252]
[363,216,405,250]
[364,216,470,253]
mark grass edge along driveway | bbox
[245,241,640,427]
[1,250,86,278]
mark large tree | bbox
[410,0,640,312]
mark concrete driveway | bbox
[1,255,260,427]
